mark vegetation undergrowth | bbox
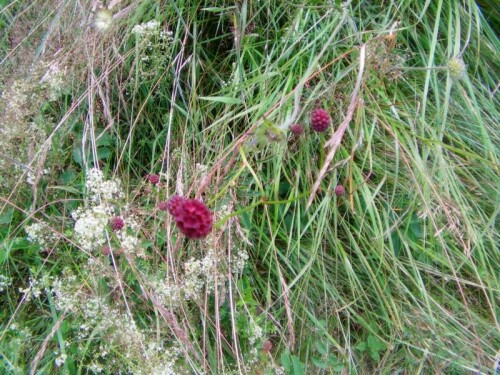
[0,0,498,374]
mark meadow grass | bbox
[0,0,498,374]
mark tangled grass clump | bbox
[0,1,499,374]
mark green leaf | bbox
[199,96,242,104]
[0,209,14,225]
[312,357,328,369]
[72,148,83,166]
[315,341,329,356]
[367,335,386,361]
[46,185,81,195]
[291,355,304,375]
[356,342,367,351]
[97,147,111,160]
[281,351,292,372]
[96,131,112,147]
[61,170,76,185]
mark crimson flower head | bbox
[167,196,186,217]
[289,124,304,135]
[167,196,213,239]
[334,184,345,197]
[110,217,125,231]
[311,108,331,132]
[148,174,160,185]
[158,201,169,211]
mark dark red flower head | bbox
[334,184,345,197]
[311,108,331,132]
[158,201,169,211]
[167,196,213,239]
[148,174,160,185]
[289,124,304,135]
[110,217,125,231]
[167,196,186,217]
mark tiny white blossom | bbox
[73,204,111,251]
[132,20,161,36]
[55,353,67,367]
[94,9,113,32]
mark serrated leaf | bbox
[356,342,367,351]
[367,335,386,361]
[312,357,328,369]
[315,341,329,356]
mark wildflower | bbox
[448,56,466,80]
[148,174,160,185]
[55,353,67,367]
[85,169,124,202]
[94,9,113,32]
[311,108,331,132]
[262,340,273,353]
[167,196,186,217]
[289,124,304,135]
[167,196,213,239]
[158,201,169,211]
[110,217,125,231]
[334,184,345,197]
[131,20,160,36]
[73,204,111,251]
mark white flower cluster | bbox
[39,61,67,100]
[51,272,182,372]
[54,353,67,367]
[231,249,249,274]
[26,168,50,186]
[71,169,144,255]
[153,279,182,308]
[19,276,49,302]
[51,273,81,311]
[0,275,12,292]
[183,249,219,300]
[132,20,161,36]
[85,168,124,203]
[72,204,112,252]
[154,246,249,307]
[247,322,265,364]
[25,221,57,248]
[118,232,145,258]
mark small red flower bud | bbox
[334,184,345,197]
[110,217,125,231]
[262,340,273,353]
[289,124,304,135]
[158,201,169,211]
[148,174,160,185]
